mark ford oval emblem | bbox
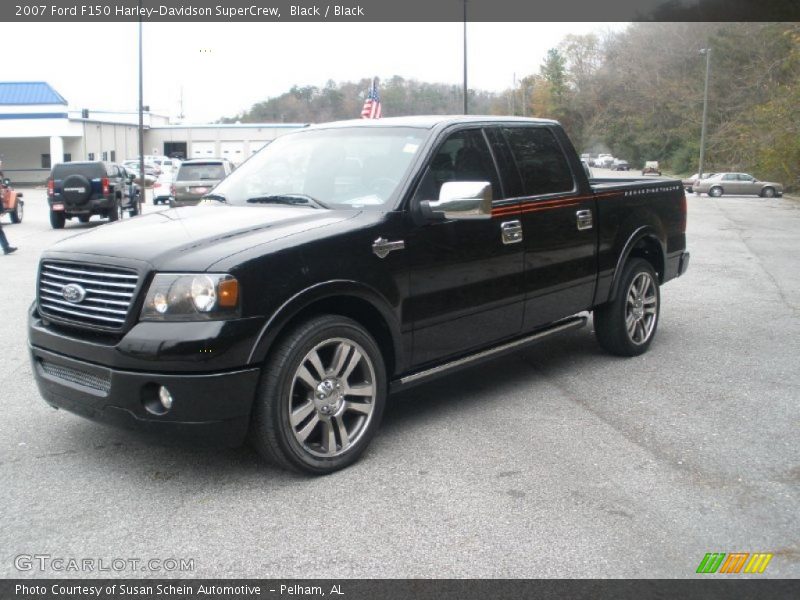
[62,283,87,304]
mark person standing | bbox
[0,219,16,255]
[0,161,17,254]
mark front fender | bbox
[246,279,405,373]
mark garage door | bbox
[221,142,245,165]
[191,141,216,159]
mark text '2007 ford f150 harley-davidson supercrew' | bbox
[29,116,689,474]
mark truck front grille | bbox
[38,262,139,330]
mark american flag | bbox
[361,78,382,119]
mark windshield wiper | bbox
[202,193,227,203]
[245,194,328,209]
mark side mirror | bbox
[420,181,493,221]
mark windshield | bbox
[212,126,428,209]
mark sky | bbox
[3,22,626,123]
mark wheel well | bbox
[628,236,665,283]
[275,296,397,377]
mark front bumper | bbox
[30,345,260,446]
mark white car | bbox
[145,155,181,176]
[151,172,174,205]
[596,154,614,168]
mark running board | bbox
[390,315,587,392]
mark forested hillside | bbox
[223,22,799,187]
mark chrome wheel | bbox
[625,272,658,345]
[288,337,376,458]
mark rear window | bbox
[502,127,575,196]
[176,163,226,181]
[52,163,106,179]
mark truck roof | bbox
[306,115,560,130]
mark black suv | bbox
[47,161,141,229]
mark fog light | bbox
[158,386,174,411]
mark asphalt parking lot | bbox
[1,181,798,578]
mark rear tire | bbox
[107,201,121,222]
[49,210,65,229]
[78,215,90,223]
[251,315,387,475]
[594,258,661,357]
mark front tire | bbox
[709,186,723,197]
[10,201,23,224]
[761,187,775,198]
[251,315,387,475]
[594,258,660,357]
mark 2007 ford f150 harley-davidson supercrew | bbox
[29,116,689,474]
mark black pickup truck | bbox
[29,116,689,474]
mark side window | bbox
[413,129,501,202]
[723,174,737,181]
[502,127,574,197]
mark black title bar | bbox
[3,579,800,600]
[4,0,800,22]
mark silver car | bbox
[694,172,783,198]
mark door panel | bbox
[407,128,523,367]
[499,126,597,331]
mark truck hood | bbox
[46,205,359,271]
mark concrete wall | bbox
[79,121,140,163]
[0,138,56,183]
[0,119,306,182]
[146,124,305,164]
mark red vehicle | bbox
[1,174,24,224]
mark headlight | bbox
[141,273,240,321]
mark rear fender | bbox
[607,227,666,303]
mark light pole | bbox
[698,47,711,180]
[138,7,145,192]
[463,0,468,114]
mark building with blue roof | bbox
[0,82,306,183]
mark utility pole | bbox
[698,47,711,179]
[512,73,516,115]
[138,3,145,197]
[463,0,468,114]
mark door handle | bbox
[576,209,593,231]
[501,220,523,245]
[372,237,405,258]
